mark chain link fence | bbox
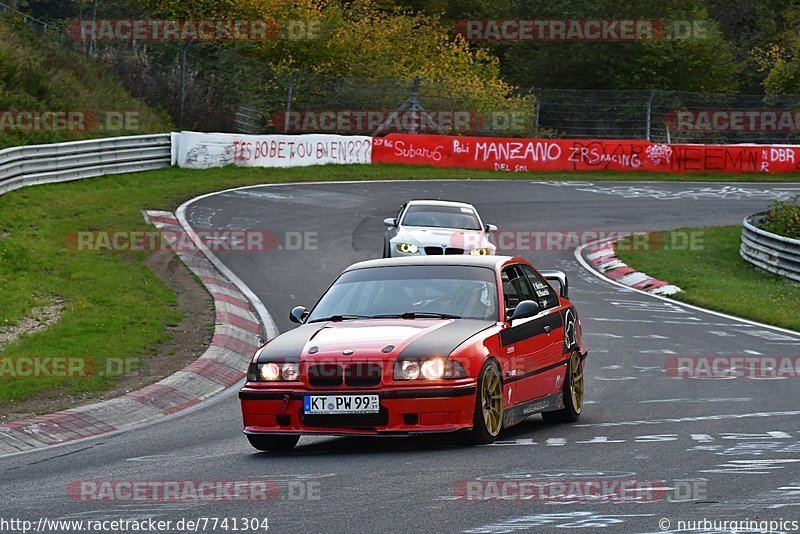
[9,1,800,143]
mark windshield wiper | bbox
[372,312,461,320]
[307,314,372,323]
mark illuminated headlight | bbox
[259,363,281,381]
[396,360,420,380]
[394,359,467,380]
[250,362,300,382]
[281,363,300,381]
[396,243,419,254]
[469,248,492,256]
[421,358,445,379]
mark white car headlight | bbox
[395,358,461,380]
[470,247,492,256]
[281,363,300,381]
[421,358,446,379]
[259,363,281,381]
[254,362,300,382]
[396,243,419,254]
[396,360,420,380]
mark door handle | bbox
[544,325,552,333]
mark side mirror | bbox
[289,306,308,324]
[383,218,398,227]
[507,300,540,321]
[484,223,498,232]
[539,270,569,299]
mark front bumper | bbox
[240,382,476,436]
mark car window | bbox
[307,265,499,321]
[521,265,559,311]
[401,204,481,230]
[501,265,536,310]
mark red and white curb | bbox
[0,211,261,457]
[583,239,682,296]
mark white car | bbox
[383,200,497,258]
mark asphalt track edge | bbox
[575,236,800,337]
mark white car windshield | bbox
[402,205,481,230]
[307,265,498,321]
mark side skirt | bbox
[502,392,564,428]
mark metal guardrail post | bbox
[740,212,800,283]
[85,0,97,55]
[284,72,300,134]
[178,39,196,125]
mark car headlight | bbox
[394,358,467,380]
[396,360,420,380]
[396,243,419,254]
[260,363,281,381]
[248,362,300,382]
[282,363,300,381]
[470,248,492,256]
[421,358,445,379]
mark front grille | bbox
[424,246,465,255]
[302,408,389,429]
[345,363,383,387]
[308,364,343,387]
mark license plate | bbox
[303,395,380,414]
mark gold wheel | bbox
[480,364,503,436]
[568,351,584,414]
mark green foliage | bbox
[498,0,738,91]
[136,0,530,129]
[703,0,786,93]
[759,195,800,239]
[0,20,171,148]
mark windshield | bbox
[401,204,481,230]
[307,265,498,321]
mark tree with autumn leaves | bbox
[136,0,532,134]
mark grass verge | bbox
[615,226,800,332]
[0,163,798,406]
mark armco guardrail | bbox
[0,134,171,196]
[741,212,800,283]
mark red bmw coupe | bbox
[239,255,587,452]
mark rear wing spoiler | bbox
[539,270,569,299]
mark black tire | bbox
[246,434,300,452]
[464,360,504,445]
[383,240,390,258]
[542,351,584,423]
